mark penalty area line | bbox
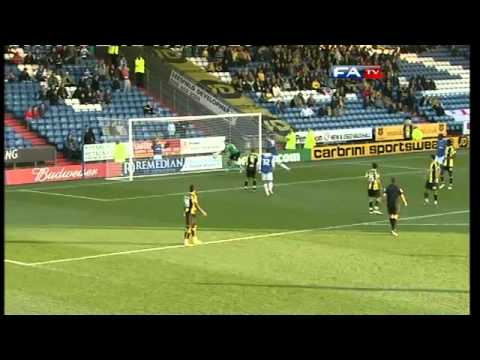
[7,209,469,267]
[18,189,108,202]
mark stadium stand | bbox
[4,45,204,156]
[4,124,32,149]
[185,45,469,133]
[4,45,469,156]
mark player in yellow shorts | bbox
[184,184,208,246]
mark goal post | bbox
[97,112,272,181]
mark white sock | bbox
[264,183,270,195]
[268,181,274,193]
[280,163,290,171]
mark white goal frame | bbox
[125,112,264,181]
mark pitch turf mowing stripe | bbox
[5,209,468,267]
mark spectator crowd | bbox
[179,45,444,120]
[5,45,134,110]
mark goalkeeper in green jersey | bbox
[223,140,243,171]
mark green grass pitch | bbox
[5,151,470,314]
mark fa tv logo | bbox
[332,65,384,80]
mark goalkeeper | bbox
[223,140,243,171]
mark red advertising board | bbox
[5,163,107,185]
[133,139,181,158]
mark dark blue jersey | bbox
[436,139,447,157]
[261,153,274,174]
[152,143,163,155]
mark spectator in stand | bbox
[46,86,59,105]
[12,47,24,64]
[72,86,83,100]
[317,105,328,117]
[85,87,95,104]
[6,70,16,82]
[79,46,90,64]
[38,102,47,117]
[432,98,445,116]
[312,78,321,91]
[168,122,176,138]
[61,71,75,87]
[94,90,103,104]
[66,130,80,160]
[84,127,96,145]
[19,68,31,81]
[272,83,282,98]
[275,100,287,114]
[54,52,63,70]
[47,72,59,88]
[373,91,384,109]
[57,85,69,104]
[25,107,35,121]
[74,87,87,105]
[97,60,108,81]
[103,89,112,105]
[34,66,47,82]
[362,85,373,109]
[143,103,154,115]
[120,65,131,92]
[119,56,128,68]
[300,105,314,118]
[111,77,121,92]
[108,64,116,81]
[91,74,100,92]
[291,92,306,108]
[306,94,316,108]
[63,45,76,64]
[23,51,34,65]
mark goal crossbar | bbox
[124,112,264,181]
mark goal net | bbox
[95,113,272,181]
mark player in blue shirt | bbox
[435,134,447,165]
[260,152,275,196]
[151,138,163,160]
[266,136,290,171]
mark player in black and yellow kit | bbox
[439,139,456,190]
[183,185,207,246]
[384,177,408,237]
[244,150,259,191]
[365,163,382,215]
[424,154,441,205]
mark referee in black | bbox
[383,177,408,237]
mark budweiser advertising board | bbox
[5,163,107,185]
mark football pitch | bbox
[5,151,470,314]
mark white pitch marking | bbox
[7,209,468,267]
[18,189,108,202]
[5,259,34,267]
